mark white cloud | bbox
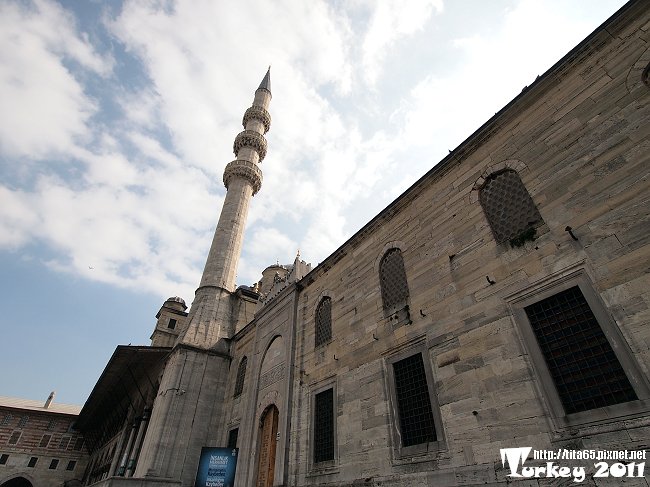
[0,0,111,159]
[362,0,444,85]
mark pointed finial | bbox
[258,66,271,94]
[296,248,300,258]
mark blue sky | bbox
[0,0,628,406]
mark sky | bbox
[0,0,629,406]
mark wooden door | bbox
[256,405,279,487]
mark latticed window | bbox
[1,414,12,426]
[233,357,247,397]
[313,388,334,463]
[393,354,437,447]
[227,428,239,449]
[525,286,637,414]
[8,431,21,445]
[479,170,543,244]
[59,437,70,450]
[315,297,332,347]
[17,415,29,428]
[39,434,51,448]
[379,248,409,312]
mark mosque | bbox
[2,1,649,486]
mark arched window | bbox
[233,357,247,397]
[315,297,332,348]
[379,248,409,313]
[479,169,543,245]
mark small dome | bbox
[165,296,187,310]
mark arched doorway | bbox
[255,404,279,487]
[1,477,33,487]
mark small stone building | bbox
[0,395,88,487]
[76,1,650,486]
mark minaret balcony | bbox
[243,106,272,133]
[233,130,267,161]
[223,159,263,195]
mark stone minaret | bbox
[134,69,272,485]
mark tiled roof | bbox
[0,395,82,415]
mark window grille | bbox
[39,434,51,448]
[379,248,409,312]
[73,437,84,451]
[59,437,70,450]
[524,286,638,414]
[393,354,436,447]
[28,457,38,467]
[47,419,56,430]
[8,431,21,445]
[315,297,332,347]
[227,428,239,449]
[313,388,334,463]
[479,170,543,243]
[17,416,29,428]
[1,414,11,426]
[233,357,247,397]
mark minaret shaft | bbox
[199,178,254,291]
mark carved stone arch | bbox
[312,289,335,316]
[625,46,650,91]
[258,335,286,392]
[374,240,408,275]
[0,474,35,487]
[470,159,530,204]
[255,402,280,487]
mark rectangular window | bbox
[58,437,70,450]
[227,428,238,449]
[313,388,334,463]
[509,271,650,427]
[168,318,177,329]
[8,431,21,445]
[28,457,38,468]
[49,459,59,470]
[73,437,84,451]
[39,435,51,448]
[524,286,637,414]
[0,454,8,465]
[66,460,76,471]
[47,419,56,430]
[393,354,437,446]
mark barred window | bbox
[73,437,85,451]
[379,248,409,312]
[393,354,437,447]
[39,434,51,448]
[1,414,11,426]
[525,286,638,414]
[479,170,543,244]
[315,297,332,348]
[8,431,21,445]
[233,357,247,397]
[313,388,334,463]
[47,419,56,430]
[17,416,29,428]
[59,437,70,450]
[227,428,239,449]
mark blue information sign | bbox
[194,447,239,487]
